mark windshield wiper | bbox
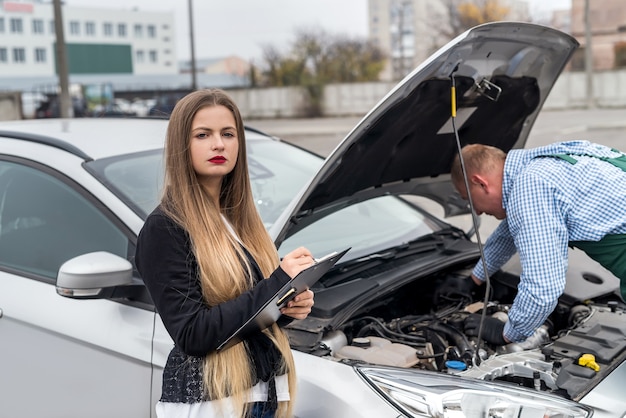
[374,237,443,260]
[322,236,444,287]
[431,225,469,240]
[351,227,468,268]
[320,226,469,288]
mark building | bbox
[0,0,179,93]
[368,0,446,81]
[179,56,250,78]
[368,0,530,81]
[549,9,571,34]
[569,0,626,70]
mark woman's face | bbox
[189,105,239,190]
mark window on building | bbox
[163,36,170,42]
[10,18,23,33]
[147,24,156,38]
[118,23,126,37]
[69,21,80,35]
[134,24,142,37]
[0,18,4,33]
[103,22,113,36]
[136,49,144,63]
[35,48,46,63]
[85,21,95,36]
[13,48,26,63]
[149,50,157,63]
[0,48,7,63]
[32,19,44,34]
[49,20,55,34]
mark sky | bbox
[65,0,572,63]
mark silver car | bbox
[1,22,624,418]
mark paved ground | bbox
[248,107,626,157]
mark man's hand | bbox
[464,314,507,345]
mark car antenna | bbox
[449,65,493,366]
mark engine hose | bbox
[429,320,475,364]
[356,316,427,343]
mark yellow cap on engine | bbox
[578,354,600,371]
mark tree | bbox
[255,27,386,116]
[259,44,308,87]
[431,0,512,50]
[326,37,386,82]
[457,0,510,29]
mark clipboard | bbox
[216,247,350,352]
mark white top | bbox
[155,374,290,418]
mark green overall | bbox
[549,151,626,300]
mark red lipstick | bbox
[209,156,226,164]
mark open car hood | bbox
[271,22,578,245]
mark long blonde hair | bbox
[161,89,296,417]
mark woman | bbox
[135,89,316,418]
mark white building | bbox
[0,0,178,92]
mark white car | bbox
[1,22,625,418]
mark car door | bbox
[0,159,157,418]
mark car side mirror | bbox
[56,251,133,299]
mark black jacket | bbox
[135,206,291,402]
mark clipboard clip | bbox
[276,287,297,306]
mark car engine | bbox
[316,267,626,402]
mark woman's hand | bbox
[279,247,315,320]
[280,288,314,320]
[280,246,315,278]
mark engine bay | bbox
[315,266,626,402]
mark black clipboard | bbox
[216,247,350,352]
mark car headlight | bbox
[358,367,593,418]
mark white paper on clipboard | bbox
[216,247,350,352]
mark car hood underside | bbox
[271,22,579,245]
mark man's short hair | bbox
[450,143,506,187]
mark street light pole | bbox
[584,0,594,109]
[188,0,197,90]
[53,0,72,117]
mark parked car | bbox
[34,94,87,118]
[130,98,157,117]
[1,22,625,418]
[20,91,47,119]
[90,103,137,118]
[148,93,185,118]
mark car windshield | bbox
[277,196,439,260]
[85,137,324,227]
[87,136,440,259]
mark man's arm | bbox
[471,219,517,283]
[502,173,569,342]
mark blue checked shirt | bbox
[472,140,626,342]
